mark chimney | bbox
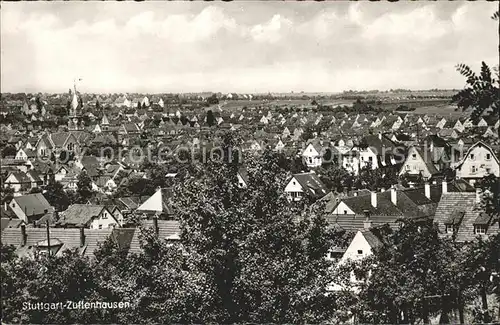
[442,180,448,194]
[425,182,431,199]
[378,133,382,140]
[363,210,372,229]
[79,227,85,247]
[475,187,482,204]
[391,186,397,206]
[21,224,27,246]
[153,216,159,236]
[371,191,377,208]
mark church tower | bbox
[68,80,83,131]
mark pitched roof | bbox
[1,227,113,258]
[434,192,499,242]
[291,172,328,198]
[128,220,181,254]
[12,193,53,217]
[58,204,107,227]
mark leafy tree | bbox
[35,96,43,114]
[315,165,352,193]
[1,145,16,158]
[53,105,67,117]
[206,110,215,127]
[452,62,499,126]
[207,94,219,105]
[76,171,94,203]
[352,219,463,324]
[354,163,399,191]
[172,135,337,323]
[43,181,71,212]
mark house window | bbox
[445,224,458,234]
[412,154,417,159]
[101,212,108,219]
[474,225,487,234]
[67,143,74,151]
[357,250,363,255]
[368,156,373,163]
[471,166,477,174]
[470,154,475,160]
[486,153,491,160]
[344,210,348,215]
[40,148,46,156]
[98,225,103,229]
[406,165,410,170]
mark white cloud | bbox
[250,14,292,43]
[363,5,450,41]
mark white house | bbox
[302,142,324,168]
[284,172,328,202]
[58,204,122,229]
[454,141,500,185]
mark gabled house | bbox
[35,132,80,158]
[8,193,54,224]
[136,187,175,218]
[58,204,122,229]
[399,146,441,180]
[15,148,36,161]
[284,171,328,201]
[434,191,499,242]
[454,141,500,185]
[302,142,324,168]
[4,172,32,193]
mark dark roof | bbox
[1,227,113,258]
[434,192,499,242]
[292,172,328,198]
[58,204,107,227]
[128,220,181,254]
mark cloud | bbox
[362,5,450,41]
[1,2,498,93]
[250,14,292,43]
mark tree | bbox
[206,110,215,127]
[315,165,352,193]
[1,145,16,158]
[207,94,219,105]
[352,219,463,324]
[452,62,499,125]
[43,181,71,212]
[172,135,337,323]
[35,96,43,114]
[354,163,399,191]
[76,171,94,203]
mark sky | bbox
[1,1,498,94]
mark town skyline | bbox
[1,1,498,94]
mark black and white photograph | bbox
[0,1,499,324]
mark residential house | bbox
[57,204,123,229]
[434,191,499,242]
[1,226,122,258]
[284,171,328,201]
[302,142,325,168]
[8,193,54,224]
[136,187,175,218]
[454,141,500,185]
